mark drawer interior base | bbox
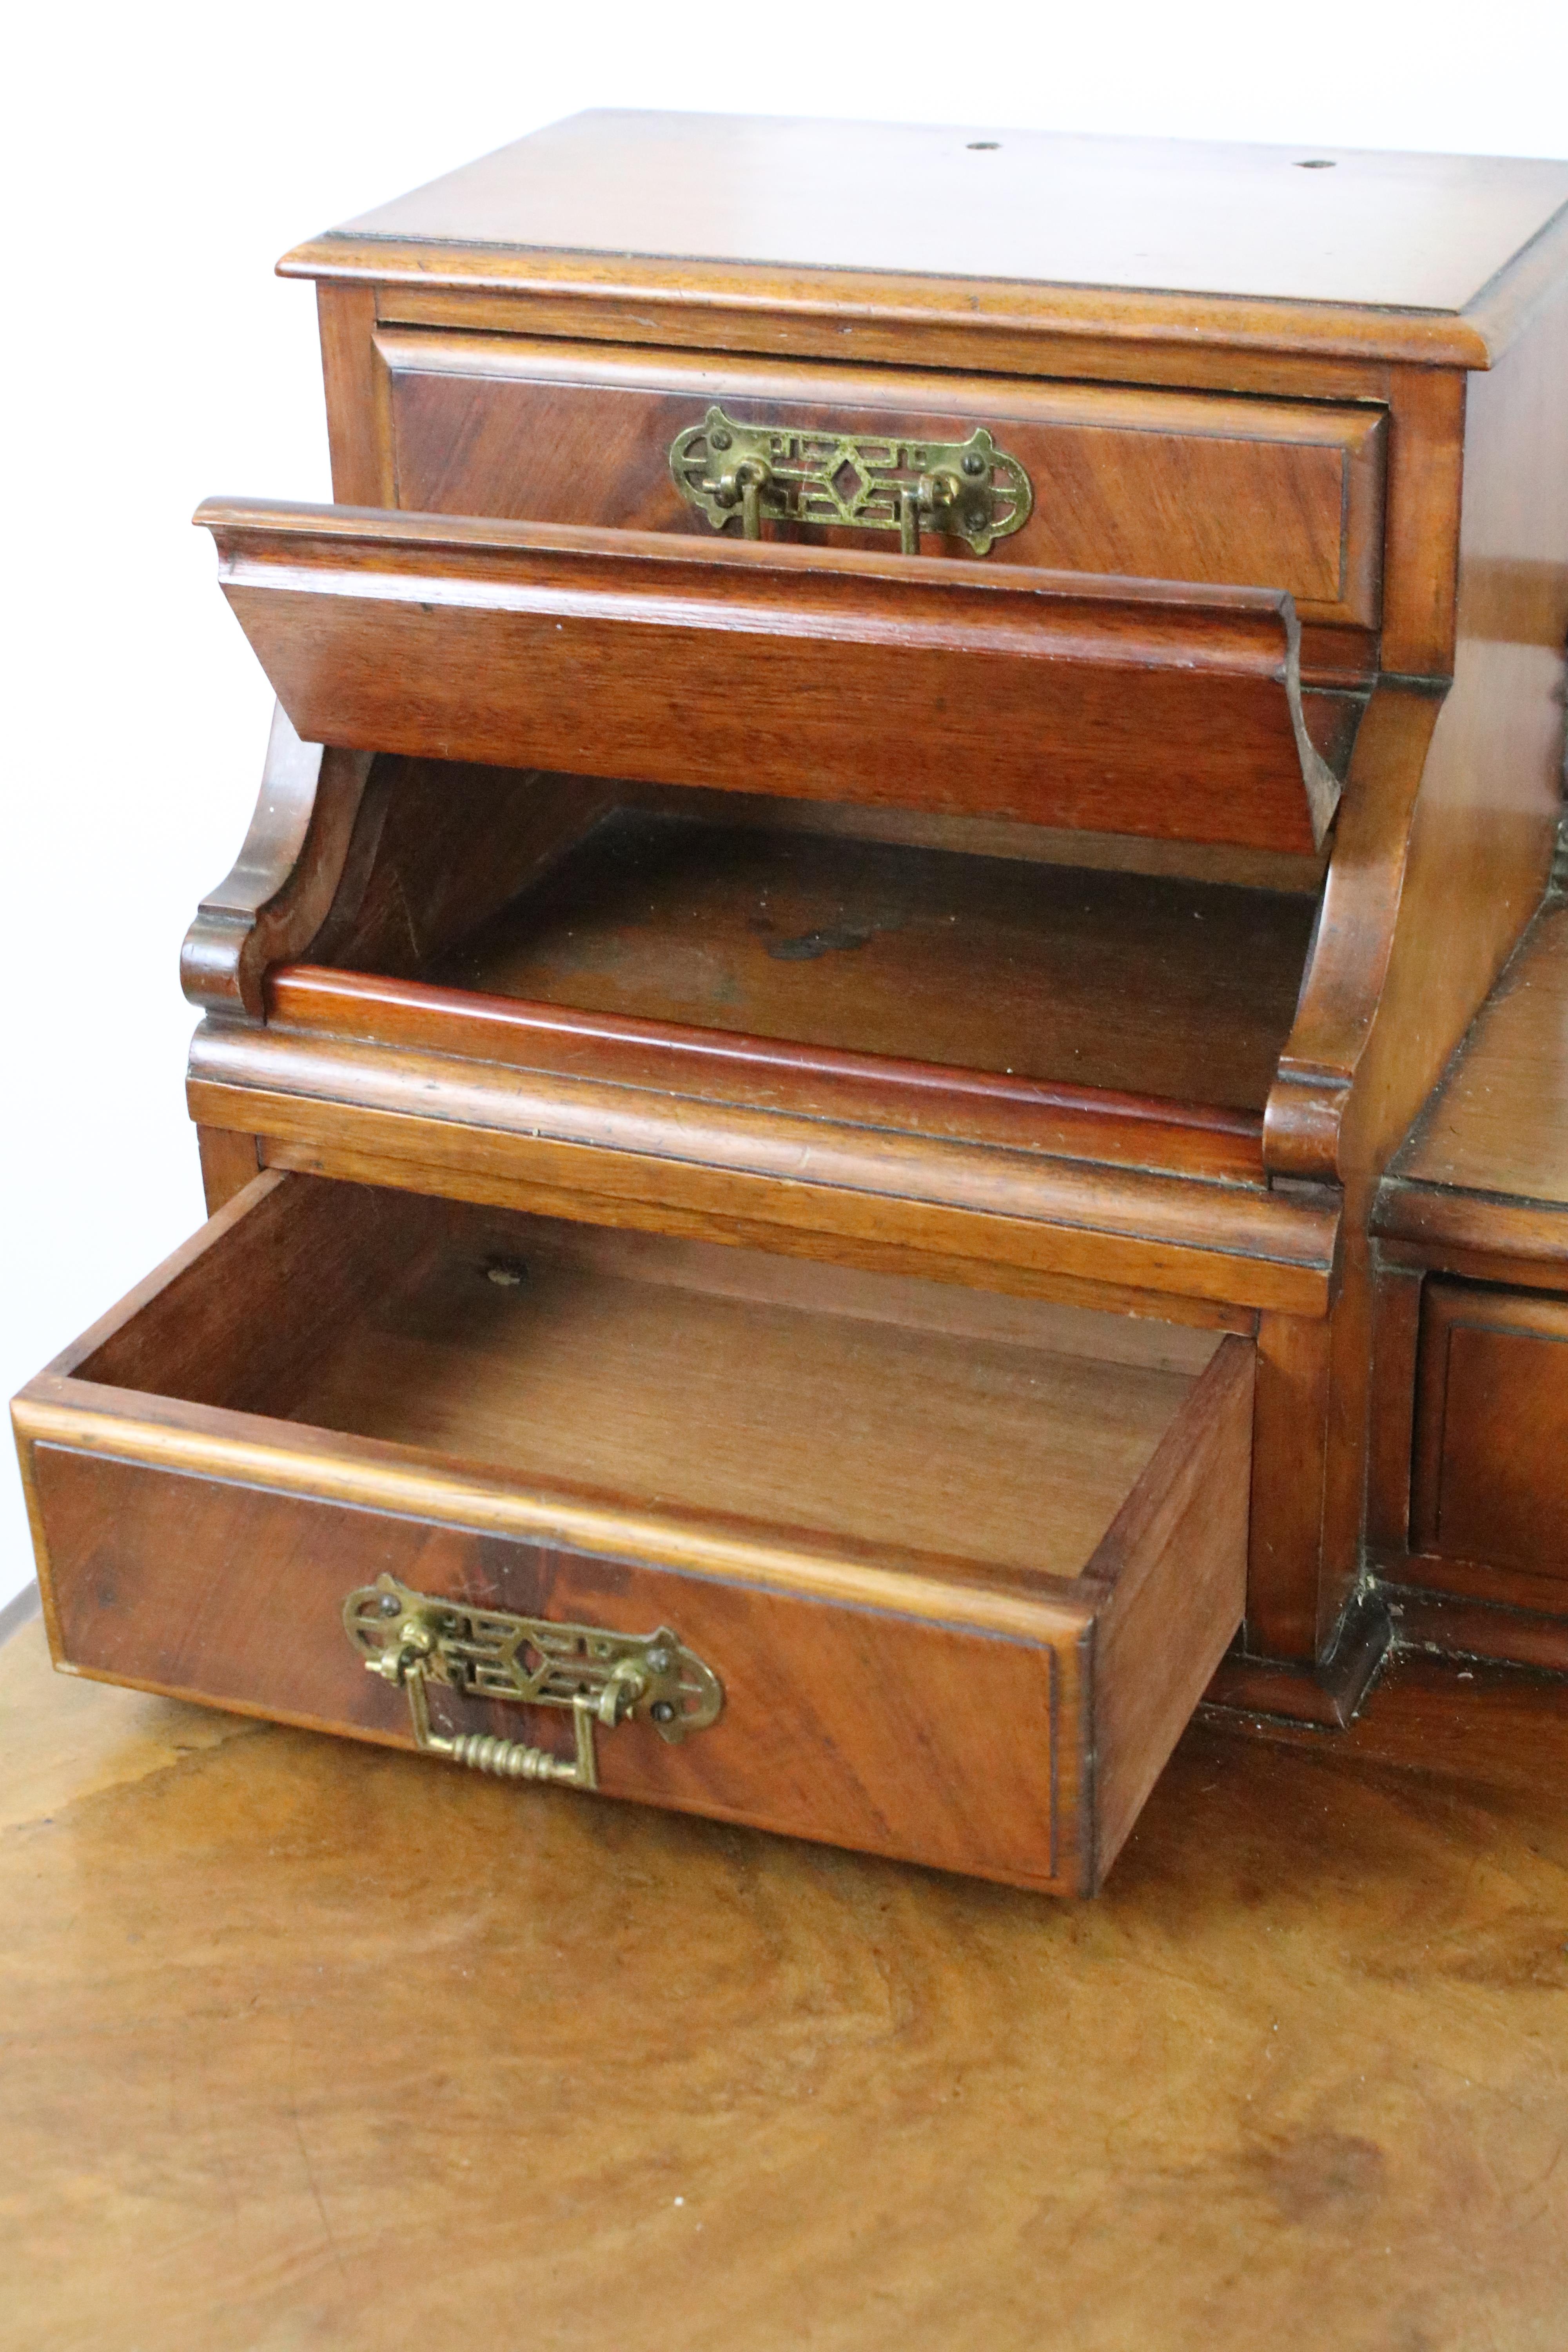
[76,1185,1220,1579]
[420,813,1317,1116]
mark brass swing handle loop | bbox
[343,1574,723,1795]
[370,1636,640,1790]
[669,406,1033,557]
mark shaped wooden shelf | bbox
[196,499,1343,855]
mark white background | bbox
[2,0,1565,1608]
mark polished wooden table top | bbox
[3,1613,1565,2351]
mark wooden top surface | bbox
[282,111,1568,366]
[5,1607,1567,2350]
[1395,900,1568,1206]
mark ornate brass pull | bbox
[343,1573,723,1792]
[669,406,1033,555]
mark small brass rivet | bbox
[962,453,987,477]
[651,1701,676,1724]
[379,1594,401,1618]
[709,428,732,450]
[646,1647,673,1673]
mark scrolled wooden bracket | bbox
[1263,684,1446,1188]
[180,703,376,1020]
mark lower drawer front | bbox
[14,1172,1252,1894]
[31,1450,1071,1887]
[1413,1281,1568,1586]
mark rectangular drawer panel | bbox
[13,1173,1252,1895]
[1412,1281,1568,1585]
[30,1452,1072,1885]
[377,333,1386,630]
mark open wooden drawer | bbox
[13,1172,1253,1895]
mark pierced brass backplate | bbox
[343,1574,723,1792]
[669,406,1034,555]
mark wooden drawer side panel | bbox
[1091,1333,1252,1875]
[27,1448,1078,1893]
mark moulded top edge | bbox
[274,111,1568,369]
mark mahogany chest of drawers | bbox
[14,113,1568,1888]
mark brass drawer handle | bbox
[670,405,1034,555]
[344,1573,723,1791]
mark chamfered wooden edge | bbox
[266,964,1270,1190]
[1383,1584,1568,1678]
[182,1034,1343,1317]
[193,492,1308,648]
[273,233,1524,370]
[1374,1177,1568,1272]
[249,1130,1264,1334]
[15,1379,1099,1644]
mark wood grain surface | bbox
[1327,270,1568,1200]
[269,965,1272,1189]
[13,1175,1252,1890]
[377,330,1385,632]
[1394,903,1568,1212]
[185,1037,1340,1315]
[29,1450,1085,1891]
[421,813,1317,1114]
[1252,267,1568,1667]
[279,110,1568,366]
[173,108,1568,1746]
[1410,1281,1568,1587]
[3,1613,1566,2351]
[196,499,1339,853]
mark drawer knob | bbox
[670,405,1033,555]
[344,1573,723,1791]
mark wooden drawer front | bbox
[31,1454,1070,1886]
[1412,1282,1568,1584]
[376,334,1386,632]
[13,1173,1252,1895]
